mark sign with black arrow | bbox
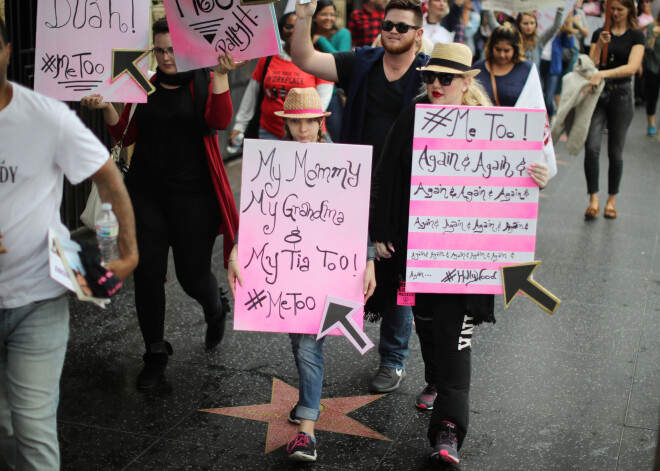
[501,261,560,315]
[111,49,155,96]
[317,297,374,355]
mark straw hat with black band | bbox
[417,42,480,77]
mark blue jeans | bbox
[289,334,326,421]
[378,302,413,370]
[0,295,69,471]
[584,82,634,195]
[258,127,280,141]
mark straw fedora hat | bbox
[274,88,331,119]
[417,42,479,77]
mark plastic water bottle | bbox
[227,132,244,155]
[96,203,119,264]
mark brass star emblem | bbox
[201,378,391,453]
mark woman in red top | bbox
[82,18,240,390]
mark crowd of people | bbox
[1,0,659,468]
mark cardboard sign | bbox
[405,105,545,295]
[162,0,280,72]
[482,0,564,10]
[34,0,151,102]
[234,139,372,334]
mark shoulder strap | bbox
[117,104,137,145]
[488,61,501,106]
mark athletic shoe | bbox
[415,384,437,410]
[431,421,460,464]
[648,126,657,137]
[287,405,300,425]
[286,432,317,462]
[370,366,407,393]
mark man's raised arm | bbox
[291,0,340,83]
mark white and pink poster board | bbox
[482,0,564,10]
[162,0,280,72]
[234,139,372,334]
[406,105,545,295]
[34,0,151,102]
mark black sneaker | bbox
[431,421,460,464]
[415,384,437,410]
[286,432,317,462]
[370,366,406,393]
[287,405,300,425]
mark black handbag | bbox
[244,55,273,139]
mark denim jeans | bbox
[0,294,69,471]
[378,302,413,370]
[584,82,634,195]
[289,334,326,421]
[258,127,280,141]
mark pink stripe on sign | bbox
[407,232,536,252]
[410,176,538,188]
[406,281,503,295]
[409,201,539,219]
[415,104,543,114]
[414,138,542,151]
[407,260,522,269]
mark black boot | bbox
[136,341,173,389]
[204,288,231,350]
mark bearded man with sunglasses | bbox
[291,0,428,394]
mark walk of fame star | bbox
[200,378,391,453]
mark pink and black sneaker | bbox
[286,431,317,462]
[431,421,460,464]
[415,384,437,410]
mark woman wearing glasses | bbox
[370,42,549,464]
[81,18,239,390]
[228,12,333,146]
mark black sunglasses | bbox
[421,71,457,86]
[381,20,420,34]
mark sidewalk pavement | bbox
[6,106,660,471]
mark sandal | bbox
[584,204,600,220]
[604,207,617,219]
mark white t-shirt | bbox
[422,19,455,45]
[0,83,109,308]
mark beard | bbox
[382,33,417,55]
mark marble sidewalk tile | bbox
[469,340,635,425]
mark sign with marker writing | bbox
[482,0,564,10]
[406,105,545,295]
[34,0,151,102]
[162,0,280,72]
[234,139,372,334]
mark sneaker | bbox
[287,405,300,425]
[286,432,317,462]
[648,126,657,137]
[370,366,406,393]
[415,384,437,410]
[431,421,460,464]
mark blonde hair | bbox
[516,12,538,54]
[461,79,493,106]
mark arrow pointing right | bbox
[501,261,561,315]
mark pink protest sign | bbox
[234,139,372,335]
[34,0,151,102]
[162,0,280,72]
[406,105,545,295]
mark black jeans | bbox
[584,82,634,195]
[129,188,222,347]
[413,293,474,449]
[645,69,660,117]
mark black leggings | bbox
[646,69,660,117]
[129,189,222,347]
[413,293,474,449]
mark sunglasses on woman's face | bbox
[422,71,457,86]
[381,20,420,34]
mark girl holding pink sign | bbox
[81,18,240,391]
[369,42,549,465]
[227,87,376,463]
